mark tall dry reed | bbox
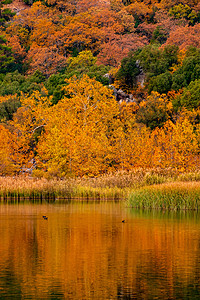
[1,168,200,202]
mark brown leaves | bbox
[165,23,200,49]
[97,33,148,66]
[26,44,67,76]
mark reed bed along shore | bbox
[0,168,155,201]
[1,168,200,203]
[128,181,200,210]
[0,176,128,201]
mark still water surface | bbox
[0,201,200,299]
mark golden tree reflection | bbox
[0,203,200,299]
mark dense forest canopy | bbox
[0,0,200,177]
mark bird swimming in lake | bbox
[122,220,125,223]
[42,216,48,220]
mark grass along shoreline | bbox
[0,176,127,201]
[0,169,158,201]
[128,182,200,210]
[1,170,200,207]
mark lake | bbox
[0,201,200,299]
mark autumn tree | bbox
[44,50,110,104]
[0,124,17,175]
[65,50,110,83]
[155,115,199,170]
[97,33,148,67]
[37,75,121,176]
[9,89,52,170]
[125,2,153,27]
[26,44,67,77]
[165,23,200,49]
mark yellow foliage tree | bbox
[0,125,17,175]
[9,89,52,171]
[149,115,199,170]
[37,75,121,177]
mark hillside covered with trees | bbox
[0,0,200,177]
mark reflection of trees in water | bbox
[134,251,172,299]
[48,285,65,300]
[120,249,200,300]
[117,278,146,299]
[0,260,65,299]
[171,234,200,299]
[0,260,22,299]
[1,204,200,299]
[183,236,200,300]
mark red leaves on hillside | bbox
[166,23,200,49]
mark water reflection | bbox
[0,202,200,299]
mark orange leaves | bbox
[0,125,17,175]
[97,33,148,66]
[2,0,199,79]
[55,7,125,55]
[4,0,146,73]
[62,75,118,116]
[0,77,199,176]
[29,19,57,47]
[46,0,77,15]
[154,117,199,170]
[165,23,200,49]
[7,90,52,170]
[26,45,67,76]
[119,115,200,171]
[125,2,153,21]
[6,35,26,61]
[35,77,200,176]
[0,0,199,177]
[36,75,120,176]
[119,101,138,130]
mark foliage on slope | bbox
[0,0,199,177]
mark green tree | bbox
[65,50,110,84]
[136,92,173,129]
[44,73,67,104]
[0,96,21,121]
[150,26,168,45]
[0,71,43,96]
[137,45,178,78]
[116,51,140,91]
[148,72,172,94]
[0,36,15,73]
[173,79,200,111]
[0,0,15,27]
[174,54,200,85]
[169,4,198,25]
[116,45,178,92]
[171,74,187,91]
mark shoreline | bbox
[0,170,200,208]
